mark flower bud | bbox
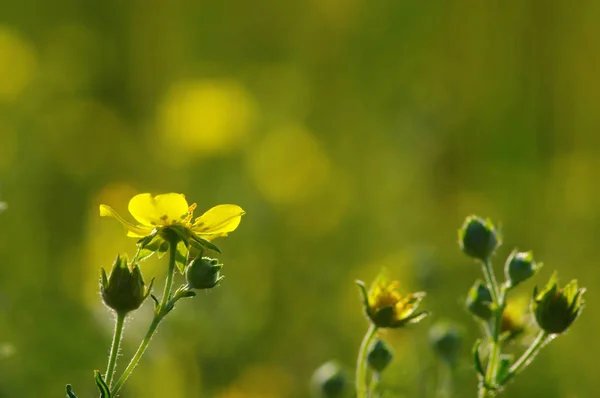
[310,361,347,398]
[466,280,493,320]
[429,321,462,366]
[532,272,585,334]
[367,339,394,373]
[458,216,500,261]
[505,250,542,287]
[100,254,152,315]
[185,257,224,290]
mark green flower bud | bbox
[505,250,542,287]
[185,257,224,290]
[100,254,152,315]
[532,272,585,334]
[458,216,500,261]
[367,339,394,373]
[466,280,493,320]
[310,361,347,398]
[429,321,462,366]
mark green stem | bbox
[480,259,505,396]
[477,381,489,398]
[356,324,378,398]
[369,371,381,398]
[435,363,453,398]
[481,259,499,305]
[501,331,550,385]
[110,241,178,396]
[105,312,126,388]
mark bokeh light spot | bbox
[0,27,37,101]
[247,125,332,204]
[159,79,257,157]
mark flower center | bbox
[369,282,403,312]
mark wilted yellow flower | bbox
[100,193,245,258]
[356,273,428,328]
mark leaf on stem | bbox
[94,370,111,398]
[65,384,78,398]
[472,339,485,378]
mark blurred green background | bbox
[0,1,598,397]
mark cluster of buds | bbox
[100,253,226,317]
[458,215,586,396]
[459,215,585,336]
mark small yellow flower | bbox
[500,296,529,341]
[356,273,428,328]
[100,192,245,245]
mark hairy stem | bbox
[104,312,126,388]
[110,242,178,396]
[479,259,505,397]
[501,331,550,385]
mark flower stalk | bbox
[356,324,378,398]
[110,240,179,396]
[104,313,126,388]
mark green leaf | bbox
[355,280,370,316]
[136,233,164,262]
[472,339,485,377]
[157,240,170,259]
[94,370,111,398]
[151,294,159,308]
[65,385,78,398]
[175,240,190,274]
[190,235,221,254]
[496,354,513,385]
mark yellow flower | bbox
[356,273,428,328]
[500,296,529,341]
[100,193,245,253]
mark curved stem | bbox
[110,241,178,396]
[356,324,378,398]
[501,331,550,385]
[105,312,126,388]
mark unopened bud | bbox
[310,361,347,398]
[100,254,152,315]
[429,321,462,366]
[185,257,223,290]
[533,272,585,334]
[466,280,493,320]
[367,339,394,373]
[505,250,541,287]
[458,216,500,261]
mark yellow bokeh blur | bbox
[0,26,36,101]
[158,79,257,159]
[246,125,332,205]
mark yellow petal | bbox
[99,204,153,237]
[128,193,189,226]
[193,204,245,236]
